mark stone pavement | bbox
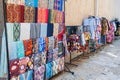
[52,39,120,80]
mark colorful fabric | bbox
[58,57,64,72]
[20,23,30,40]
[19,70,33,80]
[13,23,20,41]
[38,0,48,8]
[30,23,37,39]
[48,0,54,9]
[38,37,46,53]
[47,23,54,37]
[45,37,49,51]
[32,39,38,54]
[47,49,53,63]
[40,23,47,37]
[52,60,58,76]
[53,48,58,61]
[34,53,42,68]
[6,4,14,22]
[17,41,25,59]
[58,41,63,56]
[8,42,17,60]
[6,23,14,43]
[24,6,35,22]
[41,51,47,65]
[36,23,41,38]
[58,0,63,11]
[53,23,59,36]
[84,32,91,40]
[9,59,19,79]
[25,0,34,7]
[23,39,33,56]
[54,36,58,48]
[34,65,45,80]
[48,36,55,50]
[46,62,53,80]
[14,5,24,22]
[38,8,48,23]
[48,10,55,23]
[58,23,65,41]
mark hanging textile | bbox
[20,23,30,40]
[34,65,45,80]
[6,23,14,43]
[19,70,33,80]
[58,0,63,11]
[40,23,47,37]
[45,37,49,51]
[53,48,58,61]
[53,23,59,36]
[6,4,14,22]
[48,0,54,9]
[9,59,19,79]
[30,23,37,39]
[32,39,38,54]
[47,23,54,37]
[58,57,64,72]
[47,49,53,63]
[17,41,25,59]
[48,36,55,50]
[52,60,58,76]
[0,31,7,78]
[13,23,21,41]
[38,0,48,8]
[38,37,46,53]
[23,39,33,56]
[46,62,53,80]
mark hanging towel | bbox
[34,65,45,80]
[47,23,53,37]
[6,23,14,43]
[23,39,33,56]
[46,62,53,80]
[20,23,30,40]
[13,23,20,41]
[6,4,14,22]
[53,23,59,36]
[40,23,47,37]
[19,70,33,80]
[17,41,25,59]
[48,0,54,9]
[38,0,48,8]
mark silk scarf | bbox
[46,62,53,80]
[48,0,54,9]
[8,42,17,60]
[48,36,54,50]
[40,23,47,37]
[38,37,46,53]
[38,0,48,8]
[34,65,45,80]
[13,23,20,41]
[20,23,30,40]
[6,4,14,22]
[47,49,53,63]
[23,39,33,56]
[6,23,14,43]
[19,70,33,80]
[17,41,25,59]
[47,23,53,37]
[9,59,19,79]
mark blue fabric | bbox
[40,23,47,37]
[25,0,38,7]
[17,41,25,59]
[38,37,46,53]
[58,0,63,11]
[46,62,53,80]
[19,70,33,80]
[47,49,53,63]
[101,35,106,45]
[47,23,53,37]
[8,42,17,60]
[0,30,7,78]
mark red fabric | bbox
[23,39,33,56]
[38,8,48,23]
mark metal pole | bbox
[2,0,10,80]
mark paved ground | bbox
[52,39,120,80]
